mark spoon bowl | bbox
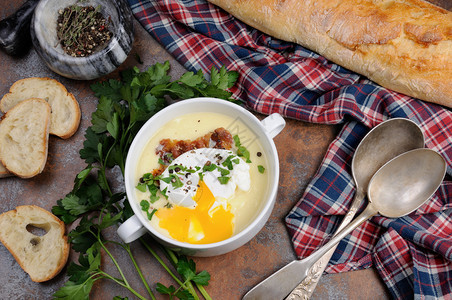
[352,118,425,193]
[368,148,446,218]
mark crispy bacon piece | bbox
[211,127,234,149]
[155,127,233,165]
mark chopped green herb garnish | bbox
[217,166,230,176]
[140,200,157,220]
[202,163,217,172]
[136,173,162,203]
[148,208,157,220]
[172,176,184,188]
[136,182,147,192]
[161,187,168,199]
[161,174,184,189]
[168,164,185,172]
[258,165,266,174]
[233,135,240,146]
[233,134,252,163]
[218,176,231,184]
[222,154,240,170]
[171,174,184,188]
[150,194,160,203]
[140,199,150,211]
[161,177,171,184]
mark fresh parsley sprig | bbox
[52,62,239,299]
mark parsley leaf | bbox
[177,256,211,286]
[53,277,96,300]
[90,95,114,133]
[156,284,194,300]
[90,78,123,102]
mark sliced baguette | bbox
[0,98,51,178]
[0,77,81,139]
[0,162,11,178]
[0,205,69,282]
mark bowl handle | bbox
[260,113,286,139]
[117,215,148,243]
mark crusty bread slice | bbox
[0,77,81,139]
[0,98,51,178]
[0,162,11,178]
[0,205,69,282]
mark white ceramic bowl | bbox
[31,0,134,80]
[118,98,285,257]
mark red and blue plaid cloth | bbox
[127,0,452,298]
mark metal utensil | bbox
[243,148,446,300]
[287,118,424,299]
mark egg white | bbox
[159,148,251,209]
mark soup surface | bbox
[135,112,269,244]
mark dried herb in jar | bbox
[56,4,112,57]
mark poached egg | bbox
[156,148,251,244]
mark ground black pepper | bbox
[56,4,112,57]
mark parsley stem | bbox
[123,243,156,300]
[100,164,113,197]
[185,280,200,300]
[99,270,148,300]
[118,125,130,175]
[164,247,180,268]
[97,234,131,288]
[197,284,212,300]
[139,238,186,288]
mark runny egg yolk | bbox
[156,180,234,244]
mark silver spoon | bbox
[243,148,446,300]
[287,118,424,299]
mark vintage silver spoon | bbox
[243,148,446,300]
[287,118,424,299]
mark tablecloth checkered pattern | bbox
[127,0,452,298]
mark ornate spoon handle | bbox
[286,189,365,300]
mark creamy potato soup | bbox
[135,112,270,244]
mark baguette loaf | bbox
[0,98,51,178]
[0,205,69,282]
[207,0,452,107]
[0,77,81,139]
